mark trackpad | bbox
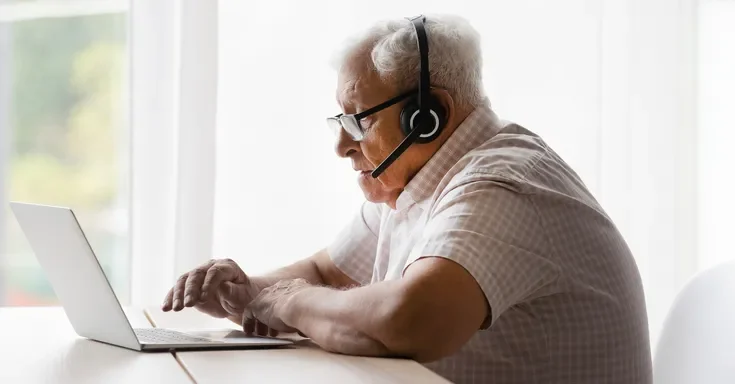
[186,329,291,344]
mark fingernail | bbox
[173,299,180,309]
[184,295,192,306]
[200,292,208,301]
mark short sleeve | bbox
[327,201,383,285]
[407,179,560,328]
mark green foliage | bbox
[11,14,125,154]
[9,14,126,209]
[3,13,128,304]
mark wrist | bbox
[281,285,321,329]
[248,276,266,291]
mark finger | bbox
[243,318,256,334]
[161,287,175,311]
[201,262,236,301]
[242,310,256,334]
[183,267,209,307]
[256,319,269,336]
[221,292,239,315]
[172,273,189,311]
[220,281,248,312]
[268,328,279,337]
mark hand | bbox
[243,278,312,337]
[161,259,261,322]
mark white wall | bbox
[697,1,735,272]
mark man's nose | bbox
[334,127,359,158]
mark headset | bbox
[371,15,448,179]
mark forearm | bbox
[226,250,357,327]
[251,256,325,289]
[250,248,358,291]
[218,252,326,326]
[272,258,486,362]
[283,282,409,357]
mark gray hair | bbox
[333,14,487,108]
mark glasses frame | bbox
[327,90,415,141]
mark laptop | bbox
[9,201,293,351]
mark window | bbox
[0,1,129,306]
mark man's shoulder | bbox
[447,123,553,187]
[435,121,599,213]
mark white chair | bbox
[653,261,735,384]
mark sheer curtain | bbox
[129,0,217,306]
[197,0,726,346]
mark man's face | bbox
[333,63,422,207]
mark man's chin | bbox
[357,178,382,201]
[362,190,387,204]
[358,178,400,205]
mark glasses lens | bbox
[339,115,364,141]
[326,117,342,136]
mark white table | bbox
[1,306,449,383]
[0,307,191,384]
[145,306,450,384]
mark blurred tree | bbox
[66,41,123,209]
[11,14,125,157]
[5,13,127,305]
[9,15,125,210]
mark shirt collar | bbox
[395,104,504,211]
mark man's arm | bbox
[271,182,555,359]
[215,249,358,326]
[280,256,489,362]
[251,248,358,290]
[258,200,381,291]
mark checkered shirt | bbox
[328,104,652,384]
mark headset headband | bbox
[369,15,434,179]
[408,15,430,124]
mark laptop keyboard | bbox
[134,328,216,344]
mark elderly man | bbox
[162,14,652,384]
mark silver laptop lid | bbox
[9,202,141,350]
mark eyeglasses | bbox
[327,90,414,141]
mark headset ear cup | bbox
[399,97,420,137]
[422,97,447,143]
[399,96,447,144]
